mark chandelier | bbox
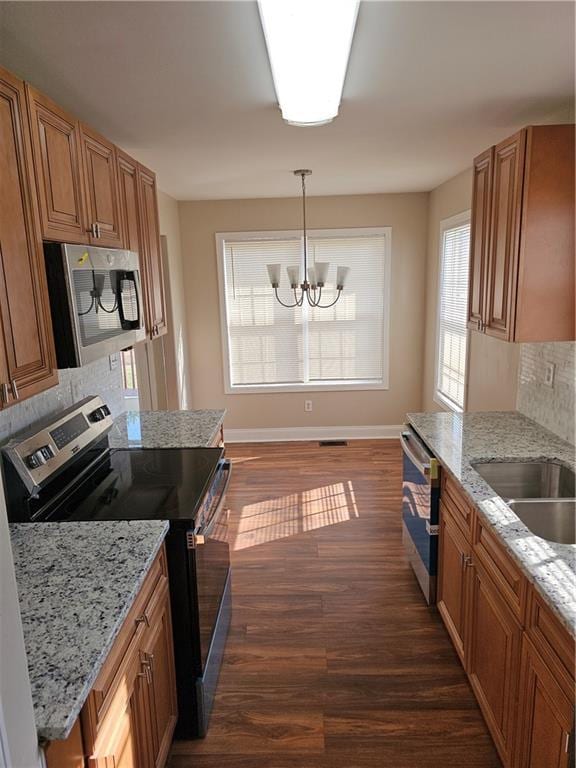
[266,170,350,308]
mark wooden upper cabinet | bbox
[467,147,493,331]
[0,67,57,408]
[80,125,123,247]
[117,151,142,254]
[25,84,87,243]
[484,130,526,341]
[138,165,167,338]
[468,124,575,342]
[515,125,575,342]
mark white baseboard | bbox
[224,424,403,443]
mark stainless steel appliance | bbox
[401,427,440,604]
[2,396,232,739]
[43,243,146,367]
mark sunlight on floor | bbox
[232,481,359,550]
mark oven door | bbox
[189,459,232,736]
[63,244,146,365]
[192,459,232,670]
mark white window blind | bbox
[217,228,390,392]
[435,216,471,411]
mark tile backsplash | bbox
[0,356,125,444]
[517,342,575,445]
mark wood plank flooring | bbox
[168,440,501,767]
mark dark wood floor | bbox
[168,440,501,767]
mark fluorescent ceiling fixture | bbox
[258,0,359,126]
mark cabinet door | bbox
[141,581,178,768]
[0,68,57,408]
[117,151,142,253]
[88,652,152,768]
[25,84,87,243]
[484,130,526,341]
[138,165,167,338]
[515,637,573,768]
[81,125,123,247]
[437,505,470,664]
[468,147,493,331]
[467,560,522,766]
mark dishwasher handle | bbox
[401,430,438,479]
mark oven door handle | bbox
[189,460,232,547]
[401,431,432,477]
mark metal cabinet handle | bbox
[135,614,149,627]
[11,379,19,400]
[96,223,101,238]
[138,661,152,685]
[477,318,481,330]
[460,553,473,568]
[0,383,8,405]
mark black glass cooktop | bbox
[36,447,224,523]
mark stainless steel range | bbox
[2,396,232,739]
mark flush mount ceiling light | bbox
[258,0,359,126]
[266,169,350,308]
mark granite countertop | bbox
[407,410,576,634]
[110,408,225,449]
[10,520,169,741]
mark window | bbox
[435,212,471,412]
[216,228,391,393]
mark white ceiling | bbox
[0,1,573,199]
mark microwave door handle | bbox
[401,432,431,477]
[115,270,141,330]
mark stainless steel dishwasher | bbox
[401,427,440,604]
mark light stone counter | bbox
[407,410,576,634]
[9,521,169,741]
[110,409,225,449]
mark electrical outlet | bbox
[544,362,555,388]
[304,400,313,412]
[109,353,119,371]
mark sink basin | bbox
[472,461,575,500]
[508,500,576,545]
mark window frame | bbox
[215,226,392,394]
[433,210,471,414]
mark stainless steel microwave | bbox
[44,243,146,368]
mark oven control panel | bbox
[3,396,114,494]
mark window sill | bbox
[225,380,389,395]
[433,391,463,414]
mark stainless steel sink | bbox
[472,461,575,500]
[508,500,576,545]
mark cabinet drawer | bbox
[473,515,527,620]
[526,585,575,686]
[81,545,168,749]
[441,473,474,538]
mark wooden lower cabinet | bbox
[466,560,522,764]
[437,469,575,768]
[514,637,574,768]
[437,504,470,664]
[139,579,178,768]
[45,546,177,768]
[88,653,150,768]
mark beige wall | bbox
[152,190,193,410]
[422,168,519,412]
[178,193,429,428]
